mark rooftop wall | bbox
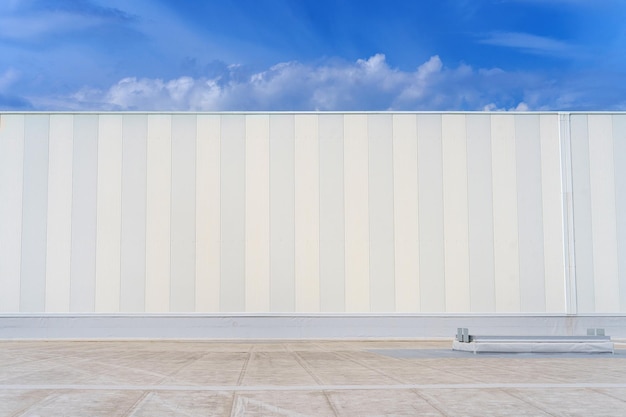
[0,112,625,315]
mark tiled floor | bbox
[1,340,625,416]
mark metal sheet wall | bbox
[1,112,624,314]
[570,114,626,313]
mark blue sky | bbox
[1,0,625,111]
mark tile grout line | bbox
[285,346,341,417]
[391,355,485,384]
[502,388,561,417]
[236,346,253,386]
[10,392,60,417]
[121,391,153,417]
[227,346,254,417]
[331,350,406,384]
[589,387,626,404]
[3,382,626,391]
[411,389,452,417]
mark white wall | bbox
[1,112,625,315]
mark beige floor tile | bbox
[0,364,95,386]
[1,340,624,416]
[0,390,52,417]
[507,388,626,416]
[418,388,554,417]
[1,390,143,417]
[128,391,233,417]
[231,391,336,417]
[241,352,320,386]
[326,389,443,417]
[593,388,626,402]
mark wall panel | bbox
[170,115,197,312]
[515,115,546,312]
[344,114,370,312]
[94,115,122,312]
[5,111,626,317]
[466,114,495,312]
[120,115,148,312]
[145,115,172,312]
[245,115,270,312]
[220,115,246,312]
[441,114,470,312]
[45,115,74,312]
[417,114,445,312]
[318,115,345,312]
[491,115,520,312]
[20,115,49,312]
[540,115,566,312]
[69,115,99,312]
[588,115,620,312]
[270,114,296,312]
[613,115,626,312]
[570,115,595,312]
[294,115,320,312]
[0,115,24,312]
[368,114,395,312]
[195,115,221,312]
[392,114,420,312]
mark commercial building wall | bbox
[1,112,625,321]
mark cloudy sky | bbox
[1,0,625,111]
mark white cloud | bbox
[483,102,530,112]
[49,54,544,111]
[24,53,626,111]
[479,32,577,57]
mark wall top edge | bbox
[2,313,626,318]
[1,111,626,116]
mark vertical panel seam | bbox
[390,116,396,312]
[490,115,498,312]
[464,116,472,311]
[611,114,618,309]
[318,116,322,312]
[143,116,149,312]
[167,115,173,311]
[315,116,321,313]
[341,117,346,312]
[94,116,100,311]
[42,115,50,312]
[67,116,76,312]
[609,116,619,309]
[415,114,420,312]
[18,115,26,312]
[244,116,249,312]
[560,113,576,313]
[192,115,198,311]
[536,116,547,311]
[367,115,372,313]
[489,115,496,311]
[438,114,446,312]
[217,116,222,312]
[515,116,522,312]
[536,117,547,310]
[117,116,123,312]
[92,115,99,312]
[266,116,270,311]
[292,116,296,312]
[342,115,346,311]
[585,116,596,312]
[169,116,173,311]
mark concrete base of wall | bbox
[1,314,626,340]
